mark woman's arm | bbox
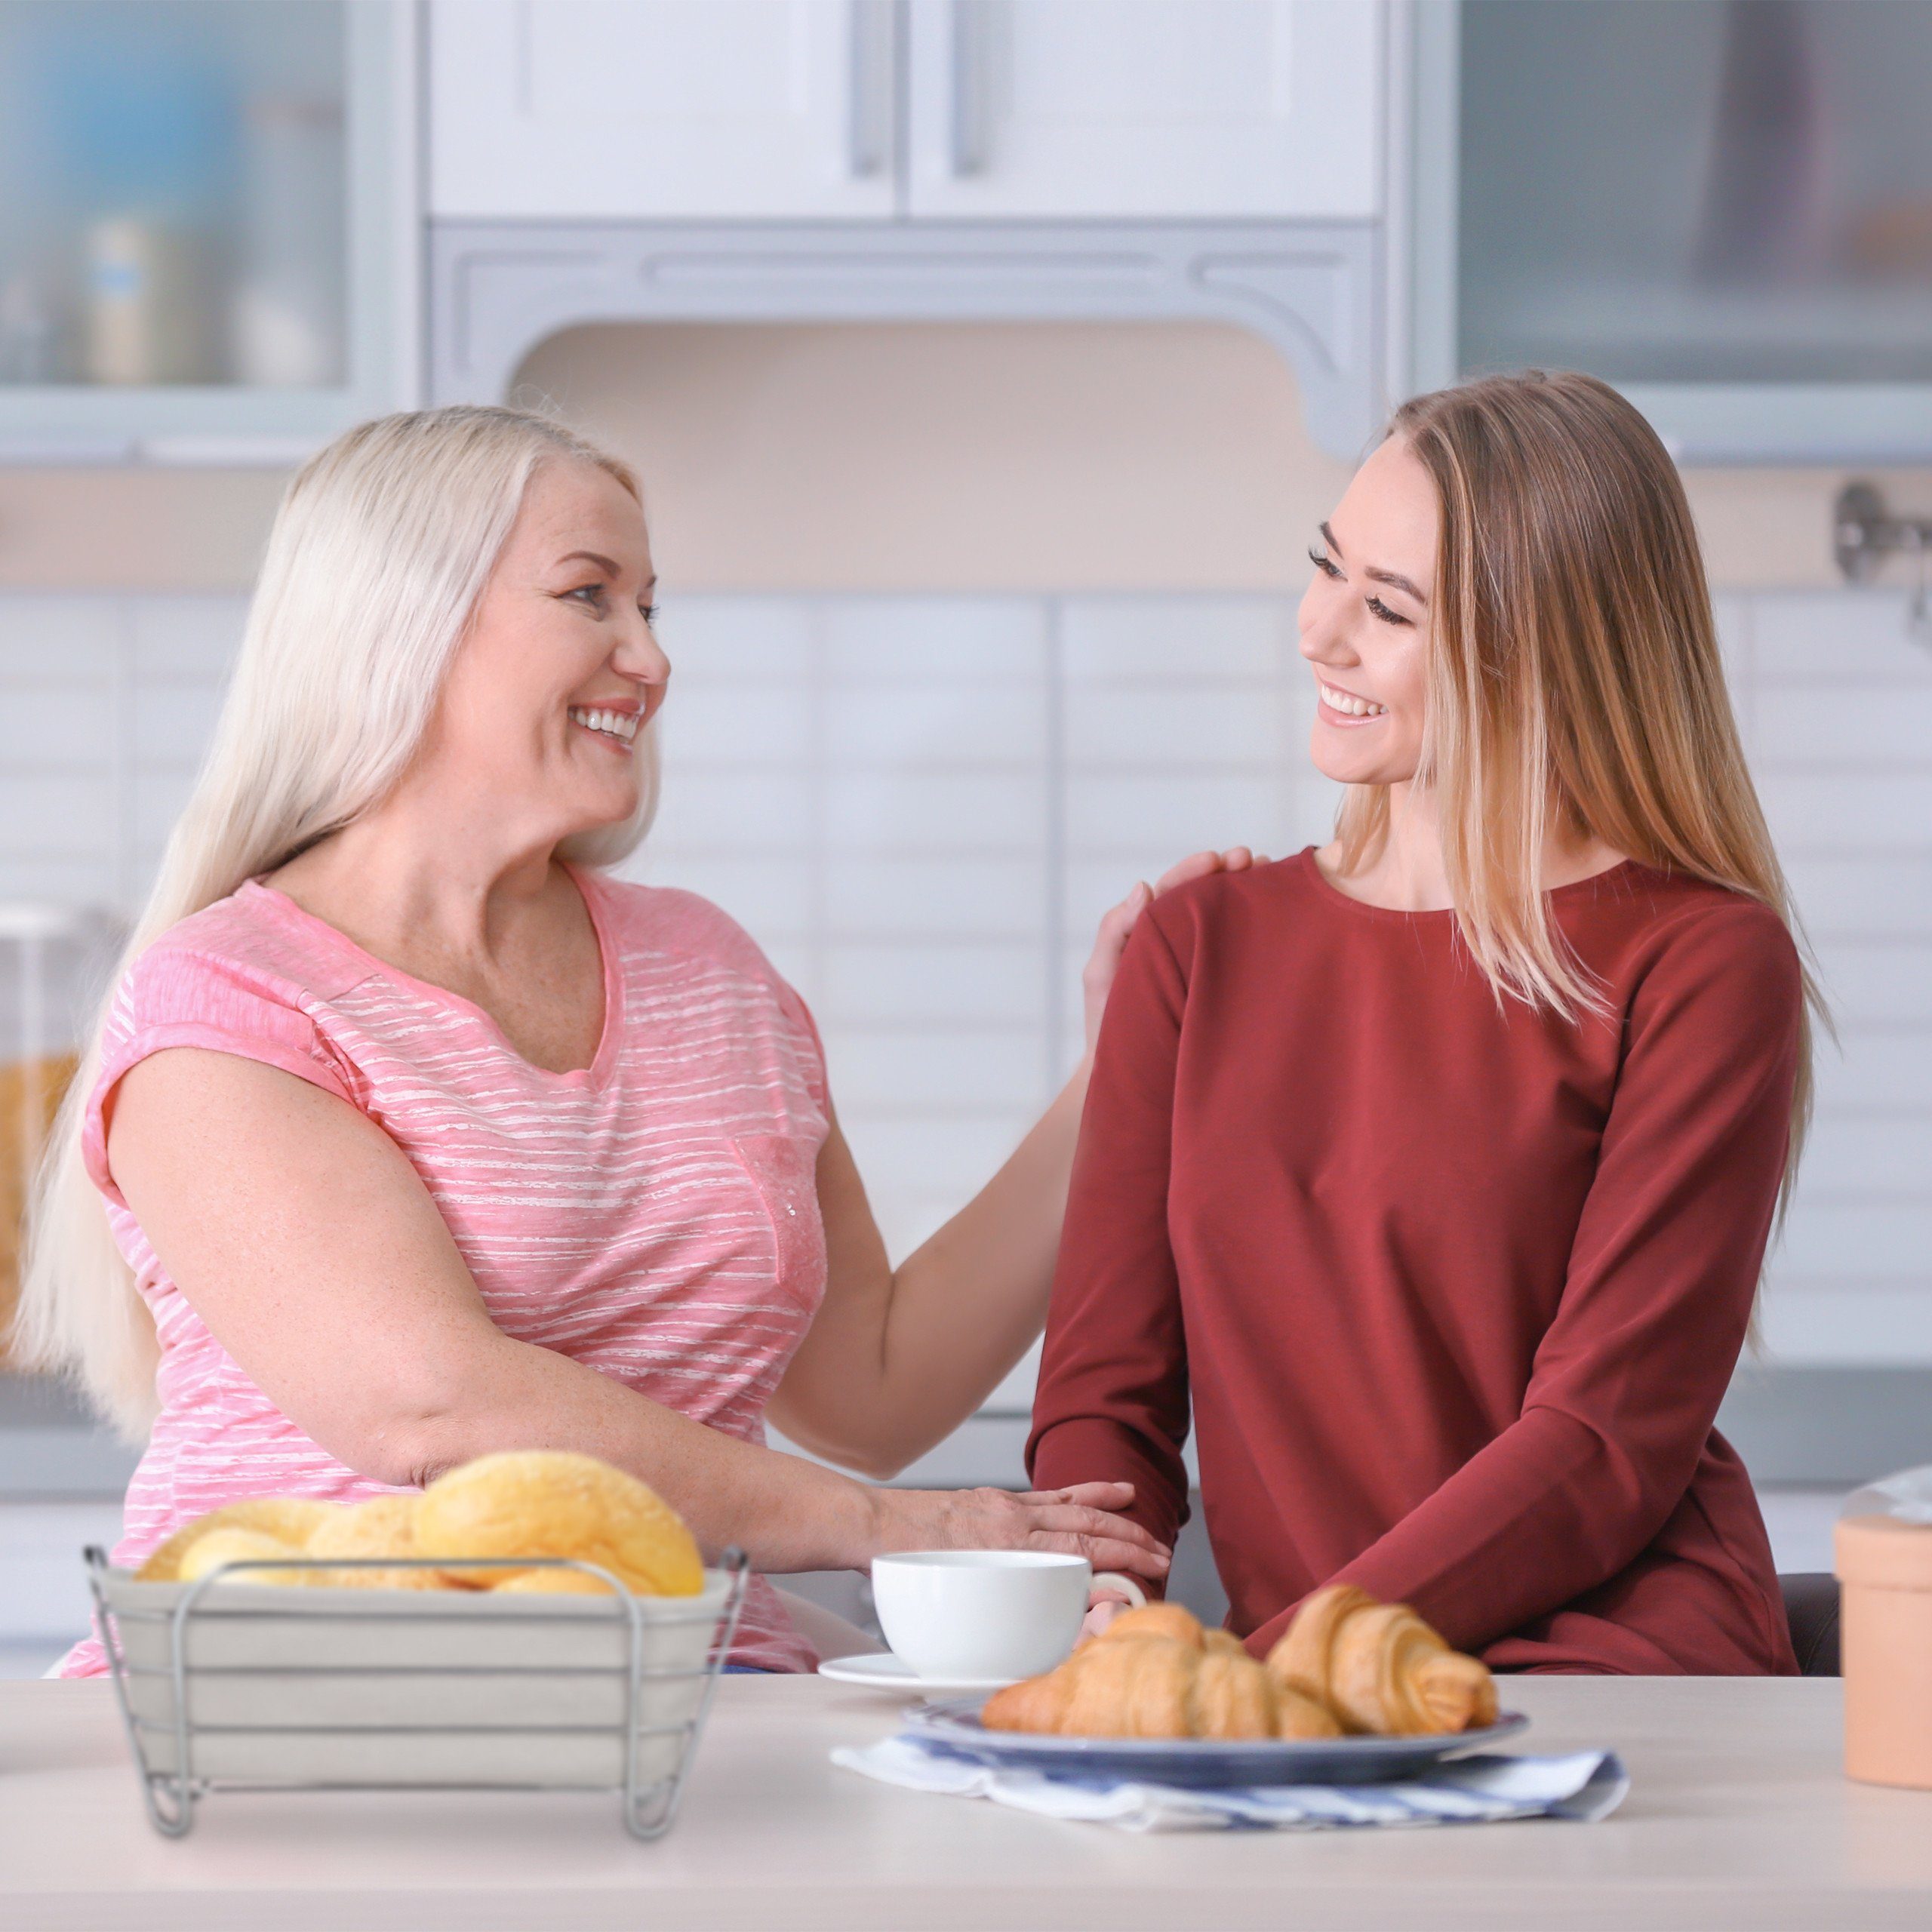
[1024,903,1195,1563]
[106,1046,1170,1581]
[769,851,1247,1478]
[1241,903,1804,1659]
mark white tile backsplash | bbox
[658,683,813,765]
[824,771,1049,853]
[820,942,1048,1027]
[823,856,1046,937]
[1060,596,1292,681]
[824,598,1048,682]
[0,772,116,853]
[1755,686,1932,764]
[127,595,248,679]
[1799,1115,1932,1198]
[1065,685,1290,764]
[2,584,1928,1377]
[0,688,116,768]
[1750,589,1932,683]
[1786,854,1932,937]
[824,685,1048,764]
[0,596,122,681]
[655,597,814,682]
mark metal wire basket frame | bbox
[86,1544,750,1841]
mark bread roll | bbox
[137,1498,343,1583]
[491,1566,616,1595]
[305,1494,448,1590]
[415,1450,704,1596]
[176,1525,312,1588]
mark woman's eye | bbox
[1308,546,1342,579]
[641,603,660,625]
[1366,596,1410,627]
[568,583,605,606]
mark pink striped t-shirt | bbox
[61,866,828,1675]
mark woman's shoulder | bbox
[123,881,371,1017]
[1580,864,1801,1008]
[1140,850,1316,950]
[584,873,795,993]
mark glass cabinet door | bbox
[0,0,413,460]
[1414,0,1932,459]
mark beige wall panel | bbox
[2,321,1932,594]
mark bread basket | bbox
[86,1545,749,1838]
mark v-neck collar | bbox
[243,861,625,1089]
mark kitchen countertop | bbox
[3,1676,1930,1930]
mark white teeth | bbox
[1320,682,1386,718]
[570,706,639,743]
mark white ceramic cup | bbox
[870,1550,1092,1682]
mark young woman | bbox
[1031,370,1819,1675]
[17,405,1234,1674]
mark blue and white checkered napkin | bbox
[831,1734,1629,1834]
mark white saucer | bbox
[817,1651,1018,1695]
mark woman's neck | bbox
[266,789,565,971]
[1316,783,1627,912]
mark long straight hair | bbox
[14,405,657,1435]
[1334,370,1820,1208]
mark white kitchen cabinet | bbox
[428,1,900,220]
[906,0,1382,220]
[429,0,1383,224]
[0,0,417,463]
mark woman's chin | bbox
[552,783,642,841]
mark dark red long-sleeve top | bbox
[1029,849,1801,1675]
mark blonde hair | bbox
[14,405,657,1435]
[1335,369,1820,1204]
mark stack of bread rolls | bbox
[134,1451,706,1598]
[981,1586,1497,1742]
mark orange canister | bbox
[1835,1470,1932,1790]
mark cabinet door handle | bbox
[847,0,893,178]
[946,0,982,176]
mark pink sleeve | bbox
[84,948,358,1208]
[777,980,831,1117]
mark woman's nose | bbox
[1297,594,1352,669]
[614,621,671,689]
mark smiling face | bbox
[1297,435,1438,788]
[420,458,669,848]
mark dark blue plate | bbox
[903,1697,1529,1789]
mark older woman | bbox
[21,405,1230,1672]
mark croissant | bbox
[1091,1601,1207,1649]
[982,1614,1343,1743]
[1266,1585,1498,1737]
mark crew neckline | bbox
[242,861,625,1088]
[1295,844,1644,921]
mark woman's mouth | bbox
[568,705,640,748]
[1317,680,1388,724]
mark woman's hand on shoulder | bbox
[1081,848,1266,1060]
[869,1481,1171,1583]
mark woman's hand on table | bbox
[1081,848,1268,1060]
[869,1481,1171,1583]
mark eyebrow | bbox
[1320,521,1427,605]
[557,549,657,592]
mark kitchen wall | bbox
[4,321,1932,592]
[2,579,1928,1383]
